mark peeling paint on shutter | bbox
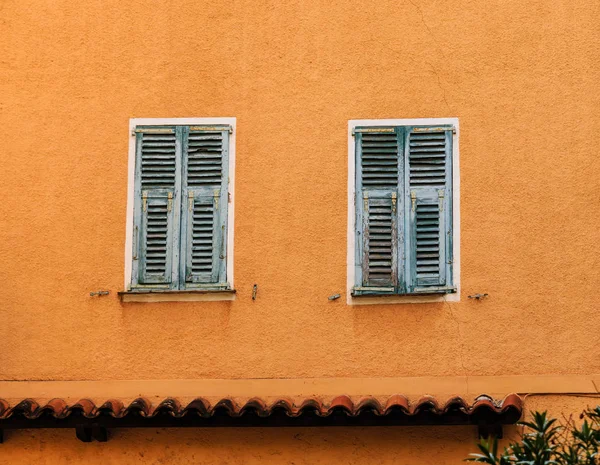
[190,200,215,275]
[353,124,454,297]
[405,127,453,293]
[360,132,399,190]
[410,194,446,287]
[408,131,447,188]
[132,128,181,288]
[354,128,403,295]
[186,131,224,188]
[140,194,174,283]
[180,126,229,288]
[139,132,177,189]
[363,196,398,288]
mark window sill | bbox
[351,286,456,297]
[118,289,236,303]
[349,287,458,305]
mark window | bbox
[349,119,459,300]
[125,119,235,293]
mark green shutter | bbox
[131,127,182,289]
[353,124,454,297]
[180,126,230,288]
[404,126,454,294]
[353,128,404,295]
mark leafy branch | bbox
[466,408,600,465]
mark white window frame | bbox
[124,117,236,300]
[347,118,460,305]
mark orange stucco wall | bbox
[1,0,599,462]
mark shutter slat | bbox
[414,201,443,285]
[360,132,399,190]
[363,197,398,287]
[187,199,215,276]
[139,197,173,284]
[409,131,448,189]
[186,131,224,189]
[140,132,177,190]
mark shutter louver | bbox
[181,127,229,287]
[361,132,399,190]
[187,131,224,188]
[140,132,177,189]
[406,128,453,293]
[363,196,398,288]
[409,131,446,188]
[411,195,446,287]
[140,194,174,283]
[190,201,215,275]
[354,129,401,294]
[185,196,222,283]
[134,129,178,286]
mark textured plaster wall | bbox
[0,426,484,465]
[1,0,599,382]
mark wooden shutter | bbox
[354,128,403,294]
[180,126,230,288]
[405,126,453,293]
[132,128,181,288]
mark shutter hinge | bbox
[363,192,368,209]
[188,192,194,211]
[438,189,444,212]
[167,192,173,212]
[391,192,397,213]
[410,191,416,212]
[452,127,456,134]
[142,192,148,212]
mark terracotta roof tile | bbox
[0,394,522,443]
[384,394,410,413]
[0,394,522,422]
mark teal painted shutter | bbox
[405,126,453,293]
[180,126,230,288]
[354,128,403,295]
[131,127,181,289]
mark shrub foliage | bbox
[467,407,600,465]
